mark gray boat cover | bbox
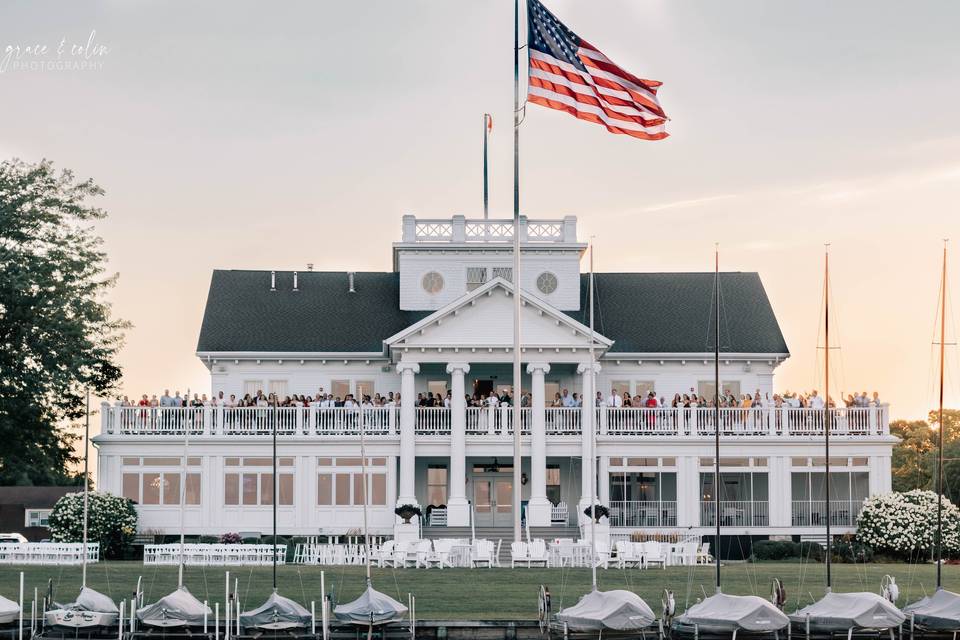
[555,589,656,631]
[0,595,19,624]
[789,592,904,631]
[675,592,789,632]
[240,591,311,629]
[57,587,119,614]
[137,586,212,627]
[333,585,407,626]
[903,589,960,630]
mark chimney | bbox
[293,271,299,291]
[348,272,355,293]
[307,263,314,272]
[270,270,276,291]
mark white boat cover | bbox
[58,587,120,614]
[333,584,407,626]
[0,595,19,625]
[903,589,960,630]
[555,589,656,631]
[789,592,904,631]
[675,592,789,633]
[137,586,212,627]
[240,591,312,629]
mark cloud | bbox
[641,193,738,213]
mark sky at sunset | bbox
[2,0,959,462]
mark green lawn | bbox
[1,562,956,620]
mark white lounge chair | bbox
[510,542,529,568]
[528,540,549,567]
[643,541,666,568]
[615,541,639,568]
[471,539,494,568]
[375,540,395,568]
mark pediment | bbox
[384,278,612,352]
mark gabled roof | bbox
[383,277,613,350]
[196,270,789,356]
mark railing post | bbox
[202,406,212,436]
[101,402,113,434]
[779,408,790,437]
[869,406,878,435]
[487,405,496,435]
[388,405,396,435]
[599,407,608,435]
[215,407,224,435]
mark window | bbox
[224,460,295,506]
[546,466,561,505]
[428,380,448,399]
[421,271,444,294]
[635,381,656,398]
[317,457,388,507]
[610,381,630,398]
[697,380,741,400]
[356,380,375,399]
[536,271,558,294]
[268,380,288,398]
[25,509,51,528]
[123,470,200,505]
[427,466,447,505]
[331,380,350,400]
[491,267,513,282]
[243,380,262,397]
[627,458,658,467]
[544,382,560,401]
[466,267,487,291]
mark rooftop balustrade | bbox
[99,404,890,439]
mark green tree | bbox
[891,409,960,496]
[0,159,126,485]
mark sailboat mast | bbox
[713,246,721,594]
[824,248,832,591]
[359,403,372,584]
[588,240,597,592]
[272,397,278,591]
[82,388,90,588]
[178,388,190,588]
[936,240,948,589]
[511,0,523,544]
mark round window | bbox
[537,271,558,294]
[421,271,444,294]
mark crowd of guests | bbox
[117,387,882,411]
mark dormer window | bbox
[466,267,487,291]
[491,267,513,282]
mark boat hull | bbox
[44,609,118,629]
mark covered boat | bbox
[555,589,656,632]
[240,590,312,630]
[674,592,789,635]
[0,595,19,626]
[45,586,120,629]
[136,585,212,628]
[789,592,904,633]
[904,589,960,631]
[333,584,407,626]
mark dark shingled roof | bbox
[567,273,788,354]
[197,270,788,355]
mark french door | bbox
[473,475,513,527]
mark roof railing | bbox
[400,214,579,244]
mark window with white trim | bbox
[122,457,201,505]
[224,457,294,506]
[25,509,52,528]
[466,267,487,291]
[317,457,387,506]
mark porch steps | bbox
[423,525,581,565]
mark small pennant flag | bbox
[527,0,668,140]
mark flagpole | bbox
[512,0,523,544]
[483,114,491,219]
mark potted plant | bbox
[394,504,422,523]
[583,504,609,523]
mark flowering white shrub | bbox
[856,490,960,557]
[48,491,138,559]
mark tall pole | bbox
[936,240,948,589]
[483,114,491,219]
[713,246,721,594]
[512,0,523,543]
[824,247,832,591]
[179,387,190,588]
[82,388,90,588]
[588,241,597,592]
[272,397,278,591]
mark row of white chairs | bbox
[613,541,711,568]
[143,543,286,566]
[293,543,368,565]
[0,543,99,565]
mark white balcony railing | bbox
[101,405,890,439]
[791,499,864,527]
[700,500,770,527]
[609,501,678,527]
[401,214,577,244]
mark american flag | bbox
[526,0,668,140]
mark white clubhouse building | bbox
[94,215,894,543]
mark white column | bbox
[446,362,470,526]
[526,363,551,527]
[675,456,700,527]
[768,456,792,527]
[397,362,420,506]
[598,456,610,506]
[576,362,601,523]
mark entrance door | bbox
[473,379,494,401]
[473,476,514,527]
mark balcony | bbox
[609,500,678,527]
[99,405,890,439]
[700,500,770,527]
[791,500,864,527]
[400,214,580,245]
